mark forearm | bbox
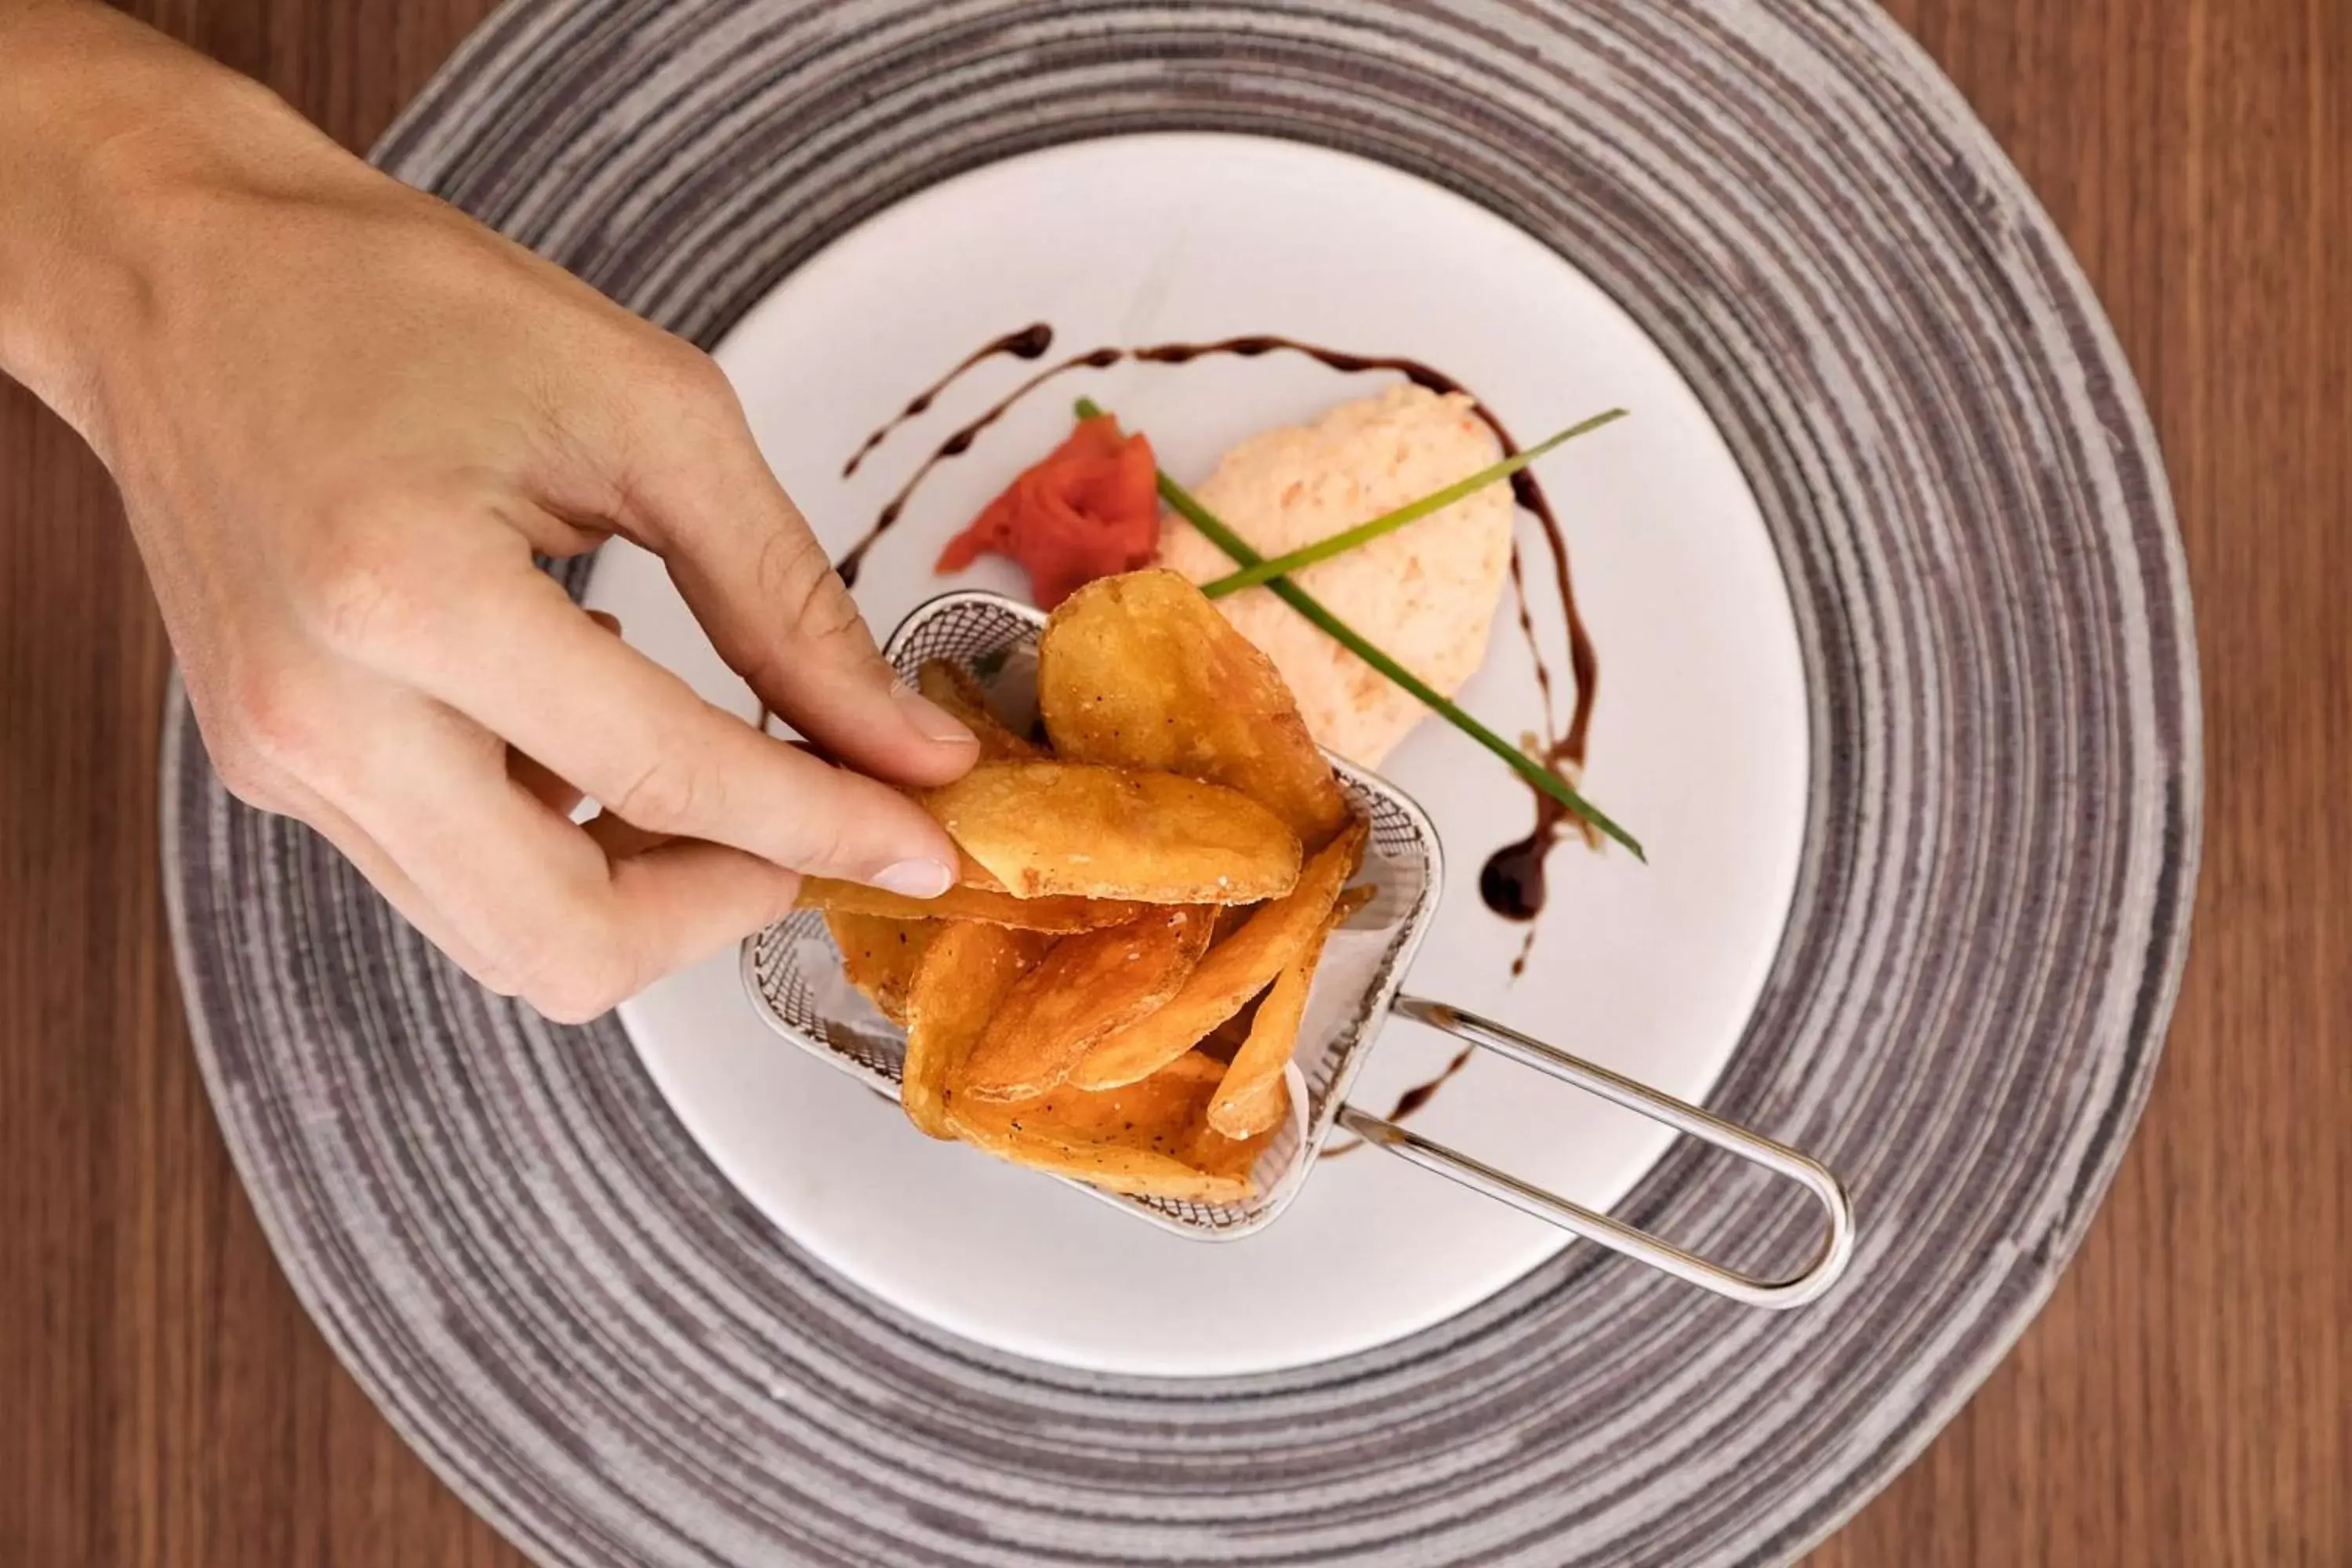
[0,2,350,445]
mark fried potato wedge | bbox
[901,923,1051,1138]
[823,909,934,1025]
[917,659,1040,761]
[1038,570,1351,847]
[1070,818,1366,1091]
[956,848,1009,893]
[1192,1100,1283,1184]
[924,761,1301,903]
[947,1051,1261,1202]
[1196,887,1366,1065]
[1197,995,1263,1065]
[797,878,1147,934]
[958,906,1214,1102]
[1209,902,1343,1139]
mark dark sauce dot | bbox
[1479,831,1548,922]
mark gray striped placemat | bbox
[165,3,2200,1563]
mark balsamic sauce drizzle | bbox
[840,321,1054,481]
[1317,1044,1478,1159]
[836,343,1120,589]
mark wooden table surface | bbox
[3,2,2344,1563]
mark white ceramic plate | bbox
[590,134,1809,1376]
[172,5,2198,1559]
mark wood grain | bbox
[2,1,2343,1564]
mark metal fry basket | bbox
[743,590,1855,1308]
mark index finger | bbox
[601,361,979,785]
[359,558,960,898]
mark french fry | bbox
[1070,819,1366,1091]
[797,878,1147,934]
[956,848,1010,894]
[924,761,1301,904]
[1039,570,1351,847]
[1207,906,1342,1139]
[917,659,1041,761]
[957,906,1213,1102]
[1197,996,1262,1065]
[1189,1107,1281,1188]
[901,922,1051,1138]
[947,1051,1258,1202]
[822,909,933,1025]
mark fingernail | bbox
[891,682,978,747]
[871,857,956,898]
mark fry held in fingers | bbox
[923,761,1301,903]
[797,877,1148,933]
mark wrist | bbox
[0,4,348,447]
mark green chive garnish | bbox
[1198,407,1627,599]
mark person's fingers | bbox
[508,748,583,815]
[590,357,978,786]
[504,610,620,817]
[332,693,804,1022]
[339,554,960,896]
[280,779,514,986]
[603,833,817,971]
[582,810,670,859]
[191,687,517,982]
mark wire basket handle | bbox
[1338,997,1856,1308]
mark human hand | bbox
[0,4,978,1021]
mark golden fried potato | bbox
[797,877,1147,934]
[957,906,1213,1102]
[923,761,1301,904]
[1189,1106,1282,1187]
[947,1051,1261,1202]
[1207,903,1342,1139]
[1069,818,1366,1091]
[956,848,1009,893]
[1038,571,1350,847]
[901,923,1051,1138]
[916,659,1040,761]
[823,909,933,1025]
[1197,996,1262,1065]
